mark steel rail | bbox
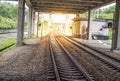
[61,33,120,71]
[54,34,94,81]
[48,34,61,81]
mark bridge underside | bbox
[26,0,114,14]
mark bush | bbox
[0,2,18,29]
[0,16,17,29]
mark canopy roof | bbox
[18,0,115,14]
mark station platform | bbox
[69,36,120,59]
[65,33,112,50]
[73,38,111,49]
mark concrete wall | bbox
[72,20,80,36]
[72,19,108,39]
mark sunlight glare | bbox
[52,14,66,23]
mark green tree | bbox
[81,5,115,19]
[0,2,18,29]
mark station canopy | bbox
[25,0,114,14]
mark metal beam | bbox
[34,8,84,12]
[31,0,104,4]
[31,1,96,7]
[32,4,88,9]
[28,0,114,14]
[36,10,82,14]
[34,6,87,11]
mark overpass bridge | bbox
[3,0,120,50]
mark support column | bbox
[65,15,69,35]
[16,0,25,46]
[37,12,39,37]
[48,14,52,32]
[34,12,38,37]
[87,9,93,40]
[32,10,35,36]
[28,7,32,38]
[72,14,80,37]
[112,0,120,50]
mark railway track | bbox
[47,33,93,81]
[60,33,120,71]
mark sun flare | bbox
[52,14,66,23]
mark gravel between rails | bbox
[57,35,120,81]
[0,36,49,81]
[72,38,120,61]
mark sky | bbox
[1,1,18,5]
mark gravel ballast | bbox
[0,36,49,81]
[58,36,120,81]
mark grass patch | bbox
[0,38,28,54]
[0,45,16,54]
[0,38,15,50]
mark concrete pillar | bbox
[72,15,80,37]
[48,14,52,32]
[28,7,32,38]
[65,15,69,35]
[112,0,120,50]
[37,12,39,37]
[34,12,38,37]
[16,0,25,46]
[32,10,35,36]
[87,9,93,40]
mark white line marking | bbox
[98,40,103,43]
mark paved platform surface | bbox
[73,38,111,49]
[72,38,120,53]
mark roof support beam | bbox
[32,4,88,9]
[37,10,81,14]
[34,7,87,11]
[31,1,96,7]
[35,8,84,14]
[31,0,104,4]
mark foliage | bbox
[0,45,16,54]
[0,37,16,54]
[0,2,18,20]
[0,38,15,49]
[0,15,16,29]
[0,2,18,29]
[81,5,115,19]
[43,20,48,30]
[93,5,115,19]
